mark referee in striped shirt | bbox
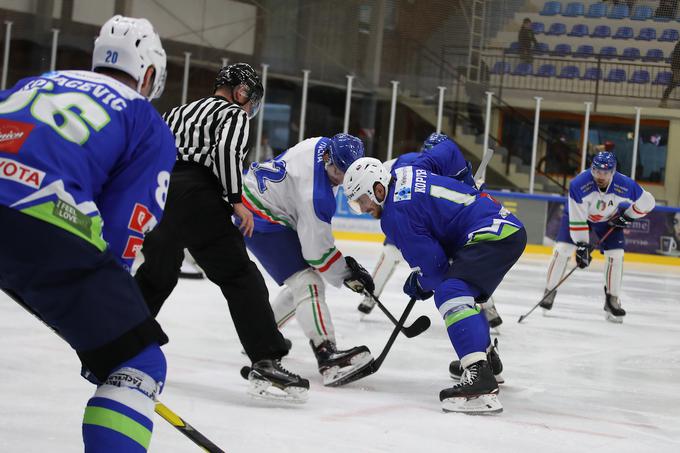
[135,64,300,381]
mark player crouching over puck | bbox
[343,158,527,414]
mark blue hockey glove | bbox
[403,271,433,301]
[344,256,375,294]
[575,242,592,269]
[608,212,633,229]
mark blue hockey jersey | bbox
[392,138,474,186]
[381,166,523,291]
[0,70,176,270]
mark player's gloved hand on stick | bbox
[575,242,592,269]
[403,271,434,301]
[343,256,375,294]
[608,212,633,229]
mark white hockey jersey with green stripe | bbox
[242,137,349,286]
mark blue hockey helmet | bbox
[421,132,449,151]
[591,151,617,172]
[327,133,365,172]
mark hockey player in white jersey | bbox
[241,133,376,386]
[540,151,655,322]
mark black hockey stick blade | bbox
[402,315,431,338]
[369,292,430,338]
[2,288,227,453]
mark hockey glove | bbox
[403,271,434,301]
[608,212,634,229]
[575,242,592,269]
[343,256,375,294]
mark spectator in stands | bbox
[518,18,539,64]
[660,40,680,108]
[655,0,678,19]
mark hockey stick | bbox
[474,147,494,186]
[517,227,616,324]
[371,297,418,371]
[0,288,225,453]
[367,291,431,338]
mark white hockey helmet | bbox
[343,157,391,214]
[92,15,167,99]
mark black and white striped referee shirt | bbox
[163,95,249,203]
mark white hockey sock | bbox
[546,242,576,290]
[272,287,296,328]
[604,249,624,297]
[284,268,335,345]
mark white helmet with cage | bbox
[92,15,167,99]
[343,157,391,214]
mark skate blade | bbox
[541,308,552,316]
[247,377,309,403]
[605,312,624,324]
[322,352,373,387]
[441,393,503,414]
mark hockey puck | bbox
[240,366,251,380]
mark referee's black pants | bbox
[135,161,289,362]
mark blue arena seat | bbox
[600,46,618,58]
[563,2,585,17]
[531,22,545,34]
[659,29,679,42]
[552,43,572,56]
[635,28,656,41]
[643,48,664,61]
[491,61,511,75]
[612,26,633,39]
[535,64,557,77]
[546,22,567,35]
[581,67,603,80]
[507,42,520,53]
[557,65,580,79]
[620,47,641,60]
[574,44,595,57]
[512,62,533,76]
[631,5,653,21]
[586,2,607,18]
[568,24,589,37]
[607,4,629,19]
[629,70,650,84]
[605,68,626,82]
[591,25,611,38]
[540,1,561,16]
[652,71,672,85]
[534,42,550,55]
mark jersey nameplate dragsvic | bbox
[394,166,413,202]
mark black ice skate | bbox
[357,295,376,315]
[604,291,626,323]
[440,360,502,414]
[312,340,374,387]
[480,301,503,328]
[241,359,309,403]
[449,338,504,384]
[539,289,556,313]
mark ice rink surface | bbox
[1,239,679,452]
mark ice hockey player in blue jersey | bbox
[344,157,527,414]
[356,133,503,328]
[540,151,655,323]
[0,16,176,451]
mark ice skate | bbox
[449,338,504,384]
[178,254,204,279]
[440,360,502,414]
[539,289,556,314]
[357,294,376,315]
[604,293,626,324]
[480,300,502,328]
[241,359,309,403]
[312,340,374,387]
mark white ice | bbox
[1,240,679,452]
